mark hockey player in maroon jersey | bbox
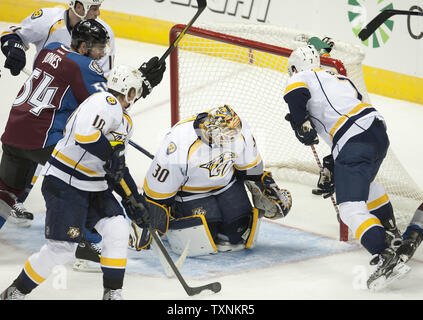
[0,0,115,225]
[0,19,109,230]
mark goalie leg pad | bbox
[244,208,261,249]
[167,215,217,257]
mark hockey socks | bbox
[101,260,126,290]
[360,224,387,255]
[0,216,6,229]
[13,261,45,295]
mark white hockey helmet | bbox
[287,45,320,76]
[69,0,104,20]
[107,65,143,106]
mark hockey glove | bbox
[103,143,126,184]
[316,154,335,198]
[2,38,26,76]
[321,37,334,54]
[139,56,166,98]
[121,195,150,228]
[285,113,319,146]
[245,171,292,219]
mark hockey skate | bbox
[8,202,34,228]
[397,229,423,263]
[385,228,403,250]
[215,234,245,252]
[103,288,123,300]
[73,240,102,273]
[0,285,26,300]
[367,248,411,291]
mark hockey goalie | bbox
[130,105,292,256]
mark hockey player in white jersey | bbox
[283,45,410,290]
[0,65,153,300]
[1,0,114,77]
[0,0,115,225]
[132,106,292,256]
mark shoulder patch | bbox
[106,96,117,105]
[166,142,177,155]
[31,9,43,19]
[89,60,103,75]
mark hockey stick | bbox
[126,140,192,277]
[310,145,340,220]
[119,179,221,296]
[157,0,207,66]
[358,9,423,41]
[150,235,190,278]
[128,139,154,160]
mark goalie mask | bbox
[287,45,320,76]
[107,65,143,107]
[195,105,242,148]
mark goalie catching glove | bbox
[245,171,292,219]
[285,113,318,146]
[316,154,335,198]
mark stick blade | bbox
[187,282,222,296]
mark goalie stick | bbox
[119,179,221,296]
[358,9,423,41]
[126,140,191,277]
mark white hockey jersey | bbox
[1,7,115,76]
[283,69,384,159]
[43,91,133,191]
[143,117,263,202]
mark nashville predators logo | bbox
[199,152,237,178]
[31,9,43,19]
[67,227,80,239]
[192,207,207,215]
[106,96,117,105]
[166,142,177,155]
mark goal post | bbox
[169,23,423,242]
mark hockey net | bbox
[169,23,423,241]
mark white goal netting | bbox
[170,23,423,239]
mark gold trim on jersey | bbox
[123,113,133,131]
[100,257,127,268]
[233,154,262,170]
[367,193,390,211]
[187,138,203,160]
[355,217,383,240]
[284,82,308,95]
[181,185,225,192]
[143,178,178,199]
[24,260,46,284]
[175,116,197,127]
[48,19,66,36]
[52,149,100,176]
[74,131,101,144]
[329,102,372,140]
